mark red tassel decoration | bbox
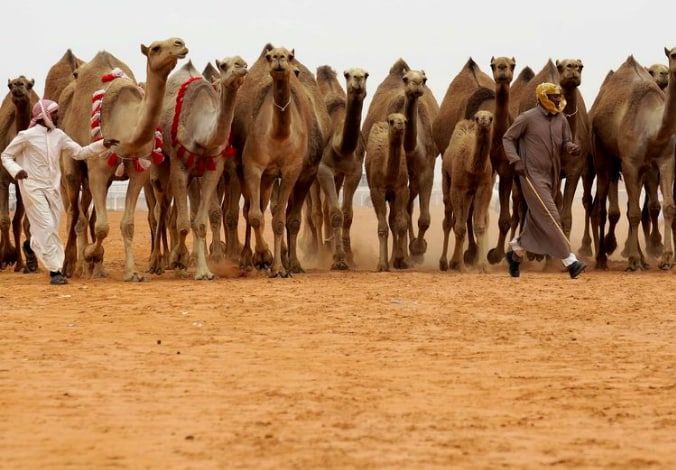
[133,159,144,173]
[151,151,164,165]
[107,153,119,168]
[185,152,195,168]
[206,156,216,172]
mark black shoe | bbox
[50,272,68,285]
[567,260,586,279]
[23,240,38,273]
[505,251,521,278]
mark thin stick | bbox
[523,174,571,250]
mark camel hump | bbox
[516,66,535,83]
[202,62,218,82]
[258,43,275,59]
[316,66,336,81]
[465,87,495,120]
[465,57,479,71]
[389,59,410,76]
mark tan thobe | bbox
[502,106,574,259]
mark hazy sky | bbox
[3,0,674,108]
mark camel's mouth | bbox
[177,48,189,59]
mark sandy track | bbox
[0,209,675,468]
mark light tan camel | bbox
[313,65,368,269]
[233,45,328,277]
[0,76,38,272]
[440,111,494,273]
[60,38,188,280]
[150,56,247,279]
[591,49,676,271]
[43,49,83,102]
[648,64,669,90]
[361,59,439,264]
[365,113,409,271]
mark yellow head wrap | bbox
[536,82,566,114]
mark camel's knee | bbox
[94,222,109,240]
[442,213,453,232]
[418,211,431,231]
[330,209,343,229]
[286,216,301,235]
[474,221,488,235]
[208,208,221,226]
[248,210,262,230]
[272,217,285,236]
[649,201,663,217]
[453,222,467,238]
[342,209,353,228]
[120,220,134,239]
[0,215,9,231]
[663,202,675,219]
[627,208,641,227]
[192,221,207,239]
[498,213,511,232]
[377,221,388,238]
[225,211,239,229]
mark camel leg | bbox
[317,162,347,270]
[391,188,410,269]
[450,188,470,272]
[61,168,82,277]
[285,173,315,274]
[307,182,323,256]
[21,204,36,273]
[193,162,225,280]
[487,171,513,264]
[592,165,611,270]
[340,170,360,266]
[169,164,191,277]
[208,177,226,263]
[223,163,243,261]
[474,181,493,273]
[83,166,112,278]
[0,174,16,269]
[410,168,433,263]
[621,166,644,271]
[371,189,389,272]
[657,157,675,270]
[244,163,271,271]
[439,172,452,271]
[580,157,595,257]
[270,168,301,278]
[149,191,168,275]
[118,170,147,282]
[11,187,25,272]
[645,166,663,258]
[560,172,581,240]
[144,182,157,257]
[240,198,253,271]
[605,176,621,256]
[464,203,477,265]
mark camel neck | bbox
[272,77,292,140]
[14,100,32,132]
[404,95,419,153]
[130,66,167,147]
[202,80,240,149]
[562,85,578,138]
[472,127,492,173]
[652,74,676,149]
[386,132,405,182]
[491,82,510,151]
[337,92,364,156]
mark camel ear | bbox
[215,59,225,71]
[7,79,11,90]
[665,47,670,58]
[289,49,295,61]
[141,44,149,56]
[28,79,35,89]
[364,72,369,79]
[294,67,300,78]
[556,60,563,73]
[265,51,272,62]
[402,75,409,85]
[490,56,496,70]
[510,58,516,71]
[344,70,350,80]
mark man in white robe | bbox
[1,100,116,284]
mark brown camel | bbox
[366,113,409,271]
[0,76,38,272]
[439,111,494,272]
[149,56,247,279]
[591,50,676,271]
[313,65,368,269]
[60,38,188,281]
[648,64,669,91]
[232,45,328,277]
[43,49,84,102]
[434,57,515,265]
[362,59,439,264]
[508,66,534,118]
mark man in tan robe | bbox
[502,82,586,278]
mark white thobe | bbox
[1,125,106,272]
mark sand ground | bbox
[0,206,674,468]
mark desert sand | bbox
[0,205,674,468]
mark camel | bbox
[591,49,676,271]
[43,49,83,102]
[60,38,188,281]
[648,64,669,91]
[149,56,247,280]
[434,57,515,265]
[0,76,38,272]
[365,113,409,271]
[361,59,439,264]
[312,65,368,269]
[509,66,534,118]
[232,45,329,277]
[439,111,494,272]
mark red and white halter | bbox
[171,75,236,176]
[90,67,165,177]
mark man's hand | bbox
[103,138,120,149]
[15,170,28,180]
[512,160,526,176]
[566,142,581,156]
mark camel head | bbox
[473,110,494,132]
[344,68,369,99]
[7,76,34,105]
[557,59,583,89]
[141,38,188,79]
[664,46,676,79]
[387,113,407,137]
[214,56,249,90]
[490,57,515,84]
[265,47,295,81]
[402,70,426,99]
[647,64,669,90]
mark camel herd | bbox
[0,39,674,280]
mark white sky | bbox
[3,0,675,109]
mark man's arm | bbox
[59,130,115,161]
[502,112,528,164]
[562,117,580,155]
[1,132,28,179]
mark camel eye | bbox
[151,45,160,53]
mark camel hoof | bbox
[578,244,593,257]
[124,272,145,282]
[269,270,291,278]
[331,259,349,271]
[84,245,104,264]
[288,261,305,274]
[409,238,428,256]
[90,263,108,279]
[487,248,503,265]
[194,271,215,281]
[253,250,273,270]
[463,246,478,265]
[377,262,389,272]
[13,263,24,273]
[449,260,464,272]
[647,242,664,259]
[658,253,673,271]
[595,258,609,271]
[0,246,18,266]
[439,259,449,271]
[393,257,408,270]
